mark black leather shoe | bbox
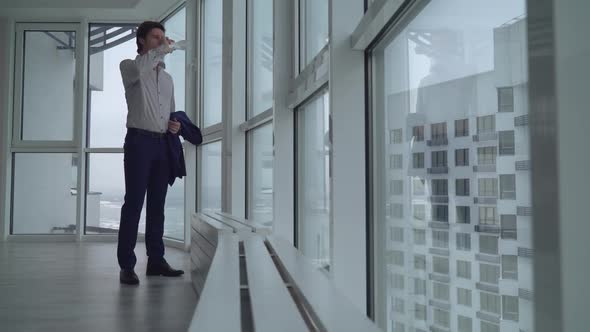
[146,261,185,277]
[120,269,140,285]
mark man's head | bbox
[136,21,166,54]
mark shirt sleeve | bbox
[119,43,171,89]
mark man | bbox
[118,21,183,285]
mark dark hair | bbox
[136,21,165,54]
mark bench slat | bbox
[215,212,271,234]
[267,236,381,332]
[243,237,309,332]
[194,213,233,245]
[203,212,252,233]
[188,232,241,332]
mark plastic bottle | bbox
[170,40,187,51]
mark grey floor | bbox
[0,241,198,332]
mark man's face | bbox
[140,28,165,53]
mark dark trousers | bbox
[117,128,170,270]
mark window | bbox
[502,295,519,321]
[203,0,223,127]
[247,124,273,225]
[480,292,501,315]
[299,0,329,67]
[413,125,424,141]
[393,322,405,332]
[432,205,449,222]
[248,0,273,117]
[458,316,472,332]
[456,233,471,251]
[498,87,514,113]
[480,235,499,255]
[433,282,450,301]
[431,122,447,140]
[415,303,427,321]
[393,298,404,313]
[391,128,403,144]
[392,250,404,266]
[433,308,450,328]
[414,229,426,245]
[500,174,516,199]
[502,255,518,279]
[414,254,426,270]
[413,204,426,220]
[477,147,497,165]
[499,130,515,155]
[478,178,498,197]
[456,179,470,196]
[457,260,472,279]
[433,257,449,275]
[414,279,426,295]
[200,142,222,212]
[392,274,405,290]
[431,150,448,167]
[480,263,500,284]
[456,206,471,224]
[390,180,403,195]
[455,119,469,137]
[413,152,424,168]
[432,179,448,196]
[391,227,404,242]
[455,148,469,166]
[432,230,449,248]
[457,288,472,307]
[390,154,403,169]
[413,178,425,195]
[479,207,498,225]
[391,203,403,218]
[481,321,500,332]
[477,115,496,134]
[297,93,331,268]
[501,215,517,239]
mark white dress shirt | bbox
[119,44,175,133]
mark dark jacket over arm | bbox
[167,111,203,186]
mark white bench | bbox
[188,213,382,332]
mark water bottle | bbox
[170,40,187,51]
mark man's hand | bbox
[168,119,181,134]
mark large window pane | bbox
[164,7,187,117]
[300,0,329,67]
[88,24,138,147]
[12,153,78,234]
[297,93,330,269]
[21,31,76,141]
[371,2,531,331]
[248,0,273,117]
[203,0,223,127]
[248,124,273,226]
[200,142,222,212]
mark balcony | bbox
[429,248,450,257]
[428,299,451,310]
[515,114,529,126]
[474,197,498,205]
[475,224,501,234]
[428,221,450,229]
[517,206,533,216]
[427,137,448,146]
[500,191,517,200]
[473,164,497,172]
[429,273,451,283]
[476,282,500,294]
[476,253,501,264]
[427,166,449,174]
[473,132,498,142]
[519,288,534,301]
[516,160,531,171]
[518,247,534,258]
[429,196,449,204]
[477,311,501,324]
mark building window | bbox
[455,119,469,137]
[456,206,471,224]
[480,263,500,284]
[431,122,447,140]
[502,255,518,279]
[500,174,516,199]
[390,154,403,169]
[415,303,427,321]
[413,152,425,168]
[432,230,449,248]
[455,148,469,166]
[499,130,515,155]
[477,146,497,165]
[413,204,426,220]
[457,260,472,279]
[478,178,498,197]
[501,215,517,239]
[502,295,519,321]
[480,235,499,255]
[498,87,514,113]
[458,316,473,332]
[413,178,426,195]
[390,180,403,195]
[391,203,403,218]
[390,128,403,144]
[391,227,404,242]
[432,179,448,196]
[431,150,448,167]
[479,207,498,225]
[299,0,329,67]
[414,229,426,245]
[414,278,426,295]
[393,297,404,313]
[432,205,449,222]
[456,233,471,251]
[433,256,449,275]
[433,282,450,302]
[477,115,496,134]
[481,321,500,332]
[392,250,404,266]
[247,124,274,226]
[413,125,424,141]
[457,288,472,307]
[456,179,470,196]
[414,254,426,270]
[480,292,501,315]
[392,273,405,289]
[433,308,450,328]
